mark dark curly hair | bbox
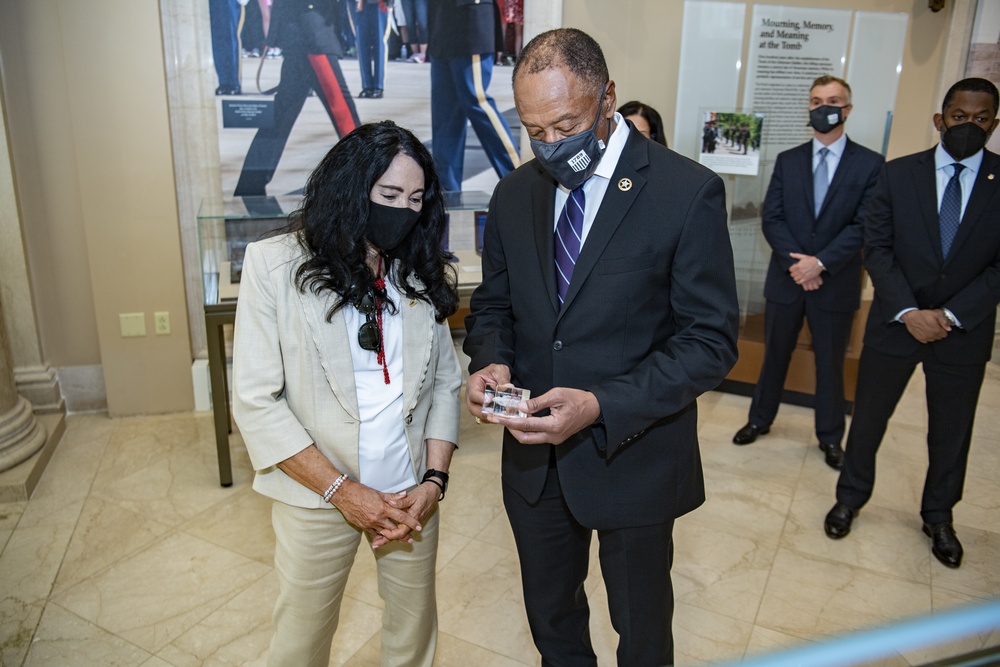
[285,121,458,322]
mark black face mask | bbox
[529,85,609,190]
[808,105,847,134]
[940,121,989,161]
[366,201,421,251]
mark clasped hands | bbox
[789,252,823,291]
[335,478,439,550]
[901,309,952,343]
[466,363,601,445]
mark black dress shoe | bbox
[923,523,963,568]
[214,84,241,95]
[819,442,845,470]
[732,423,770,445]
[357,88,373,99]
[371,88,384,98]
[824,502,856,539]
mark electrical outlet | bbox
[119,313,146,337]
[154,311,171,335]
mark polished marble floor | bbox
[1,349,998,666]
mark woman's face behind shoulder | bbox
[626,113,652,139]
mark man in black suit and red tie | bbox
[463,28,739,666]
[825,78,1000,569]
[732,75,883,470]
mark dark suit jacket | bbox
[464,129,740,530]
[269,0,343,56]
[762,138,883,312]
[863,147,1000,365]
[427,0,503,58]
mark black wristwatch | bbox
[421,468,449,501]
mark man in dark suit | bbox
[463,29,739,666]
[426,0,520,192]
[733,76,883,470]
[825,78,1000,569]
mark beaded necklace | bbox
[373,255,389,384]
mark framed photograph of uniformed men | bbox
[697,110,764,176]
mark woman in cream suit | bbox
[233,121,462,667]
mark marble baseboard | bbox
[56,365,107,413]
[0,413,65,502]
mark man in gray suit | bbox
[464,28,739,666]
[733,75,883,470]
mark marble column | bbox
[0,294,46,472]
[0,45,64,414]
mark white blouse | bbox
[343,278,414,493]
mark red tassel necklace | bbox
[374,255,390,384]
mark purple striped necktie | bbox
[554,186,586,305]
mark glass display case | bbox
[198,196,301,306]
[197,193,491,306]
[197,193,491,486]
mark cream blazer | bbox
[232,234,462,508]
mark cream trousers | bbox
[268,499,440,667]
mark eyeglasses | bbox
[356,291,381,353]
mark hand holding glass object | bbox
[482,383,532,419]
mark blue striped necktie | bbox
[554,186,586,305]
[814,147,830,217]
[940,163,964,258]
